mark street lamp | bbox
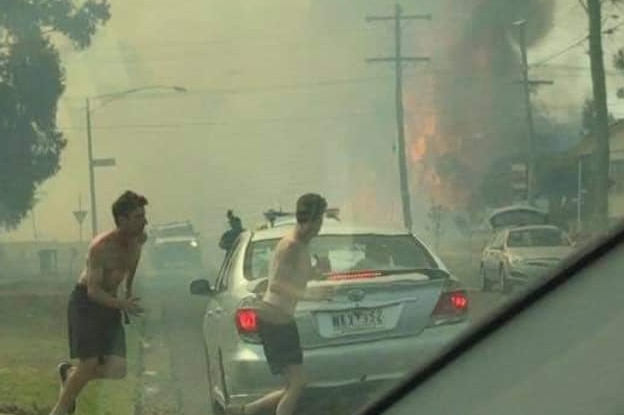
[86,85,187,237]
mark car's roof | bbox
[153,235,197,243]
[488,204,546,218]
[505,224,564,233]
[250,221,411,242]
[487,204,549,229]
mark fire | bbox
[401,0,505,213]
[408,113,436,163]
[404,86,481,211]
[341,166,402,227]
[410,135,427,163]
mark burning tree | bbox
[404,0,556,215]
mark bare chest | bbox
[101,249,138,283]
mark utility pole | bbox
[366,3,431,232]
[587,0,610,231]
[514,20,553,206]
[86,98,97,238]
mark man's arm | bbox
[126,254,141,298]
[125,251,141,299]
[126,235,147,299]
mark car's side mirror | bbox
[190,279,214,296]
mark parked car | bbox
[480,224,574,292]
[189,221,470,412]
[147,221,202,271]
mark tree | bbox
[0,1,110,229]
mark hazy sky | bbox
[3,0,624,265]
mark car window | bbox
[243,234,437,280]
[508,228,571,248]
[215,238,244,291]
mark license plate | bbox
[330,308,385,334]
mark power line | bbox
[57,109,395,131]
[530,12,624,68]
[531,35,589,67]
[58,75,400,102]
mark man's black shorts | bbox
[67,285,126,360]
[257,313,303,375]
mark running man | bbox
[226,193,330,415]
[49,190,148,415]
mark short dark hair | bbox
[295,193,327,224]
[112,190,148,226]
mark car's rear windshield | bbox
[507,228,571,248]
[243,234,438,281]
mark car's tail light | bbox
[235,308,262,343]
[429,290,469,327]
[236,308,258,332]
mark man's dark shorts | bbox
[257,312,303,375]
[67,285,126,360]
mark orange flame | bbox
[404,90,472,211]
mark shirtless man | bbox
[49,190,148,415]
[227,193,329,415]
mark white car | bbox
[189,221,471,412]
[147,221,202,270]
[480,225,574,292]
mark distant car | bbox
[480,225,574,292]
[147,221,202,271]
[189,221,471,412]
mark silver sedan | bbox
[190,222,471,412]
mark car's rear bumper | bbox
[222,321,470,405]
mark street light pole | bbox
[86,97,98,237]
[85,85,187,238]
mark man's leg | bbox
[232,388,285,415]
[96,355,127,379]
[50,356,127,415]
[275,364,307,415]
[49,357,99,415]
